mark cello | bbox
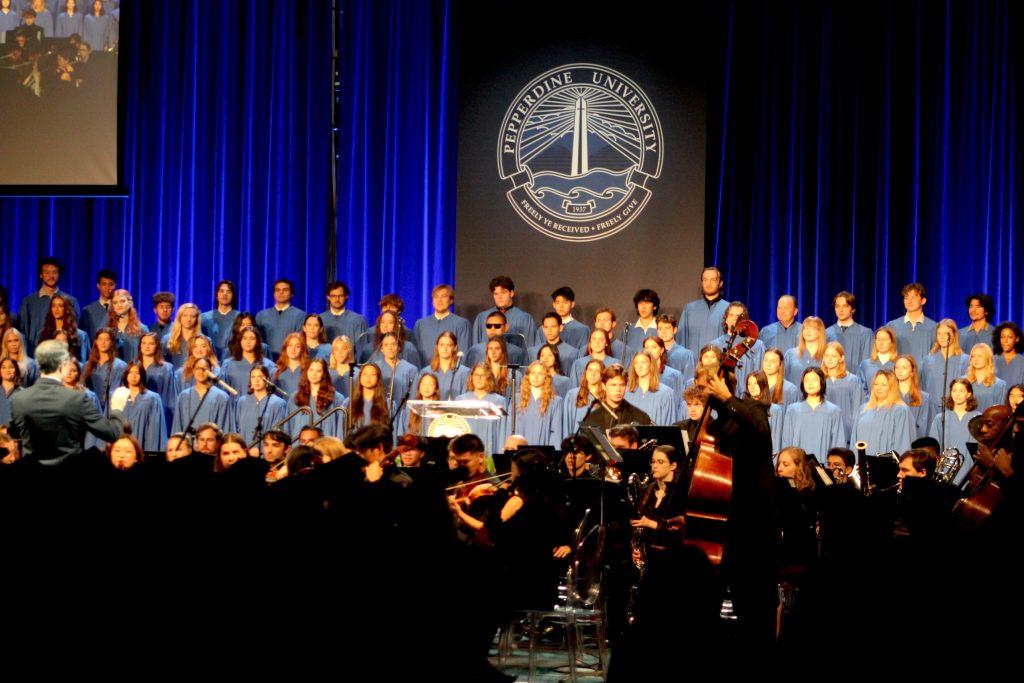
[682,319,759,565]
[952,402,1022,530]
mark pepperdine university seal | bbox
[497,63,663,242]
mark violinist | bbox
[447,433,499,535]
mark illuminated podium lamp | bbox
[405,399,504,438]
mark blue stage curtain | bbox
[0,2,334,319]
[708,0,1023,328]
[334,0,457,321]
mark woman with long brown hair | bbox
[507,361,564,447]
[287,358,346,438]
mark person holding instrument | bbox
[580,363,652,431]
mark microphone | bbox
[207,368,239,396]
[262,375,289,398]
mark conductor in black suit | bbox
[9,339,124,466]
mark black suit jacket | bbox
[9,377,124,465]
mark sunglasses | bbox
[486,323,503,329]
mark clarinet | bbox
[625,472,651,625]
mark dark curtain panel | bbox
[708,0,1022,328]
[334,0,456,321]
[1,2,333,317]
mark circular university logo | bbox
[497,63,663,242]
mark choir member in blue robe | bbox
[783,317,827,385]
[465,310,523,368]
[825,291,875,375]
[471,276,537,347]
[531,343,571,399]
[118,362,167,453]
[709,301,765,392]
[344,362,393,436]
[569,329,621,386]
[885,283,937,367]
[255,279,306,361]
[928,379,980,485]
[17,258,80,354]
[396,372,441,437]
[625,352,677,425]
[993,322,1024,387]
[25,3,54,36]
[656,314,696,379]
[821,341,866,438]
[849,370,914,455]
[759,295,802,355]
[894,355,935,439]
[235,366,288,447]
[419,331,470,401]
[273,332,310,398]
[624,288,661,357]
[0,2,20,37]
[106,289,149,362]
[300,313,332,361]
[285,360,347,438]
[562,359,605,438]
[543,286,590,351]
[857,327,898,388]
[82,329,126,411]
[478,337,522,406]
[225,312,272,359]
[369,333,419,409]
[760,347,801,410]
[457,363,509,455]
[506,362,564,447]
[412,284,472,356]
[921,320,971,411]
[78,268,116,342]
[200,280,239,359]
[163,303,204,370]
[173,335,220,393]
[959,293,996,352]
[54,0,83,37]
[220,325,277,397]
[171,359,235,435]
[327,335,355,398]
[32,293,89,362]
[965,342,1008,411]
[0,358,22,427]
[82,0,111,50]
[641,336,684,408]
[357,311,422,366]
[678,266,729,356]
[320,280,369,346]
[528,312,581,370]
[149,292,175,346]
[138,331,177,431]
[1,329,38,386]
[780,367,848,462]
[744,371,785,454]
[593,308,628,362]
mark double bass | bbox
[682,319,759,565]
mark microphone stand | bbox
[446,353,463,401]
[940,342,950,450]
[506,363,523,434]
[102,357,112,417]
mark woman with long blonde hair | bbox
[0,328,38,386]
[965,343,1008,411]
[921,319,969,412]
[857,327,898,388]
[784,316,827,385]
[849,369,914,455]
[893,354,934,438]
[455,362,508,455]
[165,303,202,370]
[625,350,677,424]
[820,341,866,436]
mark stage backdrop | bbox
[455,1,707,326]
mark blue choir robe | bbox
[307,343,332,361]
[171,386,235,435]
[0,386,20,427]
[109,7,118,46]
[274,365,304,398]
[825,322,875,375]
[959,323,995,353]
[149,321,171,346]
[769,378,802,409]
[544,319,590,352]
[901,391,935,439]
[360,359,419,407]
[783,348,822,386]
[610,338,628,363]
[561,388,598,437]
[711,334,765,392]
[10,358,39,387]
[929,409,980,485]
[32,328,90,363]
[320,309,369,345]
[971,378,1008,412]
[472,306,537,347]
[143,362,179,432]
[825,374,866,438]
[200,308,238,359]
[857,357,895,389]
[82,389,106,452]
[626,385,677,425]
[759,321,802,355]
[921,352,970,411]
[624,323,659,358]
[464,341,526,369]
[780,401,847,462]
[885,316,938,367]
[121,391,167,453]
[286,393,347,438]
[364,342,422,369]
[55,10,83,37]
[658,365,685,409]
[162,335,198,370]
[678,297,730,357]
[569,354,622,386]
[412,313,472,358]
[18,289,80,355]
[455,391,508,455]
[0,10,20,37]
[664,344,695,380]
[85,358,126,411]
[527,341,581,371]
[113,325,149,363]
[80,300,111,342]
[221,357,277,397]
[82,12,113,50]
[329,368,352,398]
[255,306,306,360]
[418,365,471,401]
[236,393,288,446]
[507,394,564,447]
[551,374,573,398]
[995,354,1024,387]
[768,403,784,455]
[849,404,914,455]
[174,364,225,392]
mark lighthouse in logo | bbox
[498,63,663,242]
